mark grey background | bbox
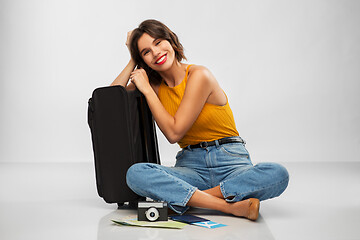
[1,0,359,165]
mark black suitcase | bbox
[87,85,160,207]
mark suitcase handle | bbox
[87,98,94,128]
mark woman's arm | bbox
[130,67,214,143]
[110,30,136,90]
[110,59,136,89]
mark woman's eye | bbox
[143,50,150,56]
[155,40,161,46]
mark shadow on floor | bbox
[97,207,275,240]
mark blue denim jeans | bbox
[126,139,289,214]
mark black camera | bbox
[137,201,168,221]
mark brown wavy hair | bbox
[129,19,187,85]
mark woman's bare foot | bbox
[229,198,260,220]
[187,190,259,221]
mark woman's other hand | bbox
[126,30,134,52]
[130,68,151,95]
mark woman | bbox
[111,19,289,221]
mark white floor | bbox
[0,162,359,240]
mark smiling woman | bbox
[138,35,172,67]
[110,19,289,220]
[129,19,187,85]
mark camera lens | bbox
[145,207,159,221]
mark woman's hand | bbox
[126,30,133,52]
[130,68,152,95]
[110,30,136,87]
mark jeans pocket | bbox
[220,143,250,158]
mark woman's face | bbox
[137,33,176,71]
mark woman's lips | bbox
[155,54,167,65]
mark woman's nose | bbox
[153,50,161,59]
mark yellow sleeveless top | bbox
[158,64,239,148]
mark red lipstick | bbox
[155,54,167,65]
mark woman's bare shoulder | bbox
[188,64,217,84]
[188,64,209,73]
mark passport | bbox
[169,215,210,223]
